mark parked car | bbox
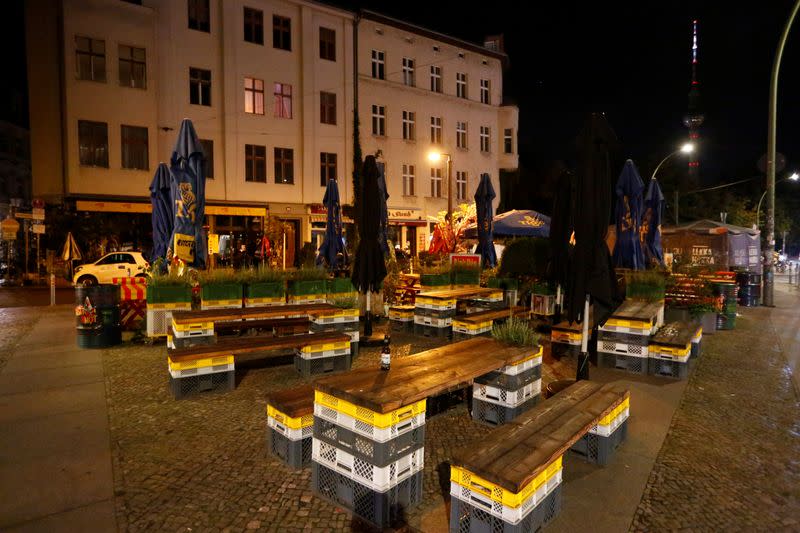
[73,252,149,286]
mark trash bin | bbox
[544,379,575,399]
[75,285,122,349]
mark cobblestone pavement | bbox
[630,298,800,531]
[0,306,43,371]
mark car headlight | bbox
[75,266,83,272]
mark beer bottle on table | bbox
[380,334,391,371]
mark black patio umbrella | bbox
[168,118,207,269]
[474,173,497,268]
[317,178,346,270]
[567,113,619,379]
[148,163,173,268]
[549,169,576,310]
[351,155,387,337]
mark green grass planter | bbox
[487,277,519,291]
[452,270,480,286]
[146,285,192,304]
[201,283,244,309]
[327,278,356,295]
[420,273,450,288]
[245,281,286,307]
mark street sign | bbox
[33,224,46,234]
[1,217,19,240]
[32,199,45,209]
[32,208,45,220]
[15,212,33,220]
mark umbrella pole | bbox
[364,290,373,337]
[555,284,562,323]
[577,295,590,381]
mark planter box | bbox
[146,285,192,304]
[452,270,480,286]
[288,279,327,296]
[246,281,285,299]
[420,273,450,288]
[202,283,244,301]
[627,285,666,301]
[487,277,519,291]
[326,278,356,295]
[699,312,716,336]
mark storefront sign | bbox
[388,209,417,219]
[208,233,220,254]
[1,217,20,241]
[449,253,481,266]
[32,208,45,220]
[75,200,266,217]
[32,224,46,234]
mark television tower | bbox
[683,20,704,185]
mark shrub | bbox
[199,268,243,285]
[491,316,540,347]
[147,269,192,287]
[291,266,329,281]
[331,296,358,309]
[498,238,550,277]
[240,265,287,284]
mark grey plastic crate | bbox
[449,483,562,533]
[414,307,457,318]
[310,322,358,334]
[169,370,235,399]
[453,330,491,342]
[413,323,452,338]
[313,418,425,467]
[268,426,312,470]
[597,351,648,375]
[597,330,650,345]
[569,418,628,466]
[551,342,580,358]
[649,358,690,379]
[351,341,359,359]
[313,462,423,530]
[169,333,216,350]
[294,353,352,377]
[691,340,701,359]
[474,364,541,391]
[471,394,540,427]
[390,319,413,332]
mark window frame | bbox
[244,77,265,115]
[320,152,337,186]
[402,163,416,196]
[402,110,416,141]
[272,15,291,51]
[480,125,490,153]
[120,124,149,170]
[430,167,442,198]
[320,91,337,125]
[243,6,264,45]
[371,104,386,136]
[189,67,211,106]
[480,78,490,105]
[245,144,267,183]
[430,116,442,145]
[188,0,210,32]
[75,36,106,82]
[118,44,146,89]
[402,57,415,86]
[456,121,467,149]
[456,171,467,200]
[274,147,294,184]
[456,72,467,99]
[371,50,385,80]
[78,120,109,168]
[504,128,514,154]
[319,27,336,61]
[273,82,292,119]
[430,65,442,93]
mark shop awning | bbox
[76,200,267,217]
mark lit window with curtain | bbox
[244,77,264,114]
[274,83,292,118]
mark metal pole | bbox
[50,273,55,306]
[764,0,800,307]
[577,295,590,381]
[24,220,29,279]
[674,190,679,226]
[446,155,453,223]
[36,233,40,283]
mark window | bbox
[430,167,442,197]
[430,66,442,93]
[402,111,415,141]
[430,116,442,144]
[121,125,148,170]
[244,77,264,114]
[274,147,294,184]
[456,121,467,149]
[320,152,337,186]
[504,128,514,154]
[402,57,415,86]
[372,105,385,136]
[371,50,385,80]
[75,36,106,82]
[78,120,108,167]
[243,7,263,45]
[97,253,134,265]
[190,68,211,106]
[456,72,467,99]
[273,15,291,50]
[188,0,210,32]
[480,126,490,152]
[273,83,292,118]
[320,92,336,125]
[402,164,415,196]
[456,171,467,200]
[200,139,214,179]
[245,144,266,182]
[480,79,490,104]
[118,45,146,89]
[319,27,335,61]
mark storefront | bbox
[388,208,427,256]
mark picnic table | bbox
[414,287,504,336]
[171,303,337,327]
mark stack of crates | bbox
[469,289,506,311]
[648,324,692,380]
[570,396,630,465]
[550,321,582,358]
[449,455,563,533]
[167,317,215,349]
[597,307,658,375]
[472,346,543,426]
[267,404,313,470]
[167,352,235,399]
[714,281,738,330]
[736,271,761,307]
[389,305,414,332]
[294,338,352,377]
[147,301,192,338]
[310,308,360,358]
[312,391,426,529]
[452,316,493,340]
[691,325,702,358]
[413,296,456,337]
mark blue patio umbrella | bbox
[612,159,646,270]
[317,179,347,270]
[168,118,207,268]
[148,163,173,266]
[376,161,390,256]
[643,177,665,266]
[473,173,497,268]
[465,209,551,238]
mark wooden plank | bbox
[417,287,497,300]
[651,321,694,347]
[610,299,662,321]
[267,384,315,418]
[167,331,350,363]
[172,303,336,324]
[457,306,529,324]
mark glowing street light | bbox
[756,171,799,229]
[650,143,695,225]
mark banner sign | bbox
[169,166,202,266]
[173,232,196,263]
[449,253,481,266]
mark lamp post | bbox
[756,172,799,229]
[651,143,694,225]
[428,151,453,222]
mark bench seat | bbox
[267,385,315,469]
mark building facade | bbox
[25,0,517,261]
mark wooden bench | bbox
[214,317,310,337]
[171,303,337,328]
[266,384,315,469]
[452,306,529,339]
[450,381,630,532]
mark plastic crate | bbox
[313,403,425,443]
[294,353,351,377]
[449,483,561,532]
[691,338,701,358]
[310,322,358,335]
[473,379,541,408]
[146,303,192,337]
[200,299,243,310]
[551,342,580,358]
[453,330,492,342]
[598,338,649,357]
[414,307,457,320]
[244,297,286,307]
[314,417,425,467]
[313,462,423,530]
[167,332,216,350]
[168,354,234,372]
[315,392,426,428]
[597,329,650,346]
[531,293,556,316]
[496,347,543,376]
[475,364,541,391]
[415,296,456,308]
[312,439,424,492]
[570,418,628,466]
[649,345,690,363]
[297,345,351,360]
[471,394,539,426]
[588,398,630,437]
[599,321,656,336]
[169,370,235,399]
[267,414,314,441]
[268,426,312,470]
[597,351,648,375]
[649,358,690,379]
[413,323,452,338]
[168,361,234,379]
[288,294,327,304]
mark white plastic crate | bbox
[313,316,358,325]
[649,349,690,364]
[598,339,649,357]
[346,330,360,343]
[312,439,424,492]
[296,346,351,360]
[449,468,562,525]
[599,323,657,336]
[171,327,214,339]
[313,403,425,443]
[588,407,629,437]
[146,305,191,337]
[497,354,542,376]
[452,325,492,335]
[168,362,234,379]
[414,302,456,312]
[413,315,452,328]
[473,379,541,408]
[268,414,314,441]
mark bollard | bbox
[50,273,55,306]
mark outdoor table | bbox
[414,287,504,336]
[598,299,663,375]
[649,321,695,379]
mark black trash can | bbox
[75,285,122,349]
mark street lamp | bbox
[428,151,453,222]
[756,171,799,228]
[650,143,694,225]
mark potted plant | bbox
[199,269,244,309]
[491,316,540,348]
[625,270,667,302]
[689,299,718,335]
[241,265,286,307]
[451,261,481,287]
[287,266,328,303]
[420,264,451,289]
[145,263,193,337]
[327,277,356,299]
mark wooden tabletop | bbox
[314,337,537,413]
[551,320,583,333]
[453,381,629,494]
[417,287,499,300]
[609,299,663,320]
[267,384,316,418]
[167,330,350,363]
[651,321,694,347]
[172,303,336,324]
[456,306,528,324]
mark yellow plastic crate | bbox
[452,320,493,331]
[171,320,214,332]
[314,390,426,428]
[202,298,242,307]
[289,293,327,301]
[604,316,654,330]
[266,404,313,430]
[506,345,544,366]
[693,327,702,341]
[314,308,359,319]
[148,302,192,311]
[451,455,563,509]
[168,354,234,372]
[551,330,582,343]
[245,296,285,305]
[389,309,414,319]
[650,343,691,357]
[597,397,630,426]
[416,296,457,307]
[301,341,350,353]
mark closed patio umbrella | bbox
[61,231,83,280]
[474,173,497,268]
[612,160,646,270]
[643,177,665,267]
[317,178,347,270]
[168,118,207,269]
[149,163,173,268]
[376,161,390,256]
